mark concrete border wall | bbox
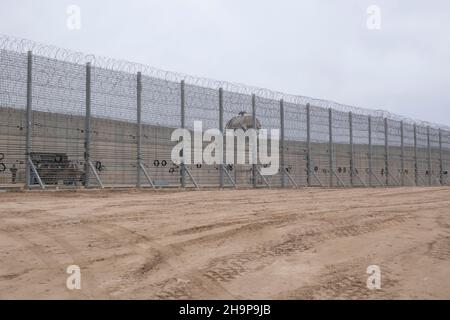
[1,106,448,188]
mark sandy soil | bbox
[0,187,449,300]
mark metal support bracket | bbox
[417,173,428,186]
[28,158,45,190]
[221,166,236,188]
[283,168,299,188]
[139,163,156,189]
[370,170,385,186]
[185,166,200,189]
[433,175,441,186]
[88,160,104,189]
[354,170,367,187]
[404,173,415,186]
[255,167,271,188]
[331,169,347,187]
[311,169,324,187]
[388,171,400,186]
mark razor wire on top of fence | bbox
[0,33,449,189]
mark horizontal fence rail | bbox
[0,35,449,190]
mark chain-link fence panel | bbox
[352,113,369,186]
[370,116,386,186]
[310,105,329,186]
[332,109,351,187]
[141,76,181,188]
[386,119,401,186]
[185,84,220,187]
[28,55,86,188]
[90,67,137,187]
[0,50,27,187]
[255,96,281,187]
[442,130,450,185]
[402,123,416,186]
[429,127,441,186]
[284,102,307,186]
[415,125,429,186]
[222,90,253,187]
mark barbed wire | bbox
[1,33,449,131]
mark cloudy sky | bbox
[1,0,449,125]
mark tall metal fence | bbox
[0,34,449,189]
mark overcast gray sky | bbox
[1,0,449,125]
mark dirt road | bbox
[0,187,449,299]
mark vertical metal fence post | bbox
[136,72,142,188]
[280,99,285,187]
[439,129,443,186]
[306,103,311,187]
[84,62,92,188]
[328,108,333,187]
[219,88,224,188]
[413,124,418,186]
[349,112,354,187]
[252,94,257,188]
[400,121,405,186]
[368,115,373,187]
[180,80,186,188]
[384,118,389,186]
[427,126,432,186]
[25,51,33,189]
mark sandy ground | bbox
[0,187,449,300]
